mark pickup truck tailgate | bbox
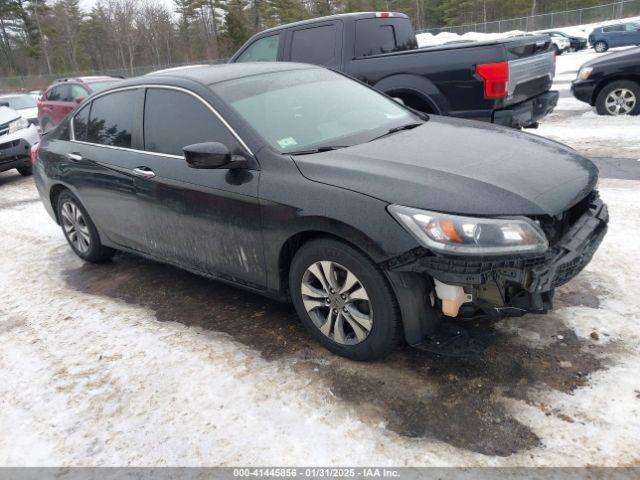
[504,37,556,106]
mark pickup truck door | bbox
[284,21,344,70]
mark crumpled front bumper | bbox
[386,196,609,315]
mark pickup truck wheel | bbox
[57,191,115,263]
[596,80,640,116]
[17,166,32,176]
[289,239,402,361]
[594,41,608,53]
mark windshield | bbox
[87,80,119,92]
[211,68,421,153]
[0,95,36,110]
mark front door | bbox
[133,87,265,288]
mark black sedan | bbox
[572,47,640,115]
[33,63,608,360]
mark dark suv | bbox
[589,22,640,52]
[33,63,607,361]
[37,76,121,132]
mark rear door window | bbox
[355,18,417,57]
[603,25,624,32]
[86,90,137,148]
[290,25,339,66]
[236,35,280,62]
[143,88,235,156]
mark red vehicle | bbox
[37,76,121,132]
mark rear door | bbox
[622,22,640,45]
[69,88,145,250]
[134,86,265,287]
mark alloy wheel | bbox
[60,201,91,253]
[595,41,607,52]
[301,261,373,345]
[605,88,637,115]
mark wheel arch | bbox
[49,183,69,224]
[592,75,640,105]
[277,227,439,347]
[373,73,448,115]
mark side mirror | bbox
[184,142,246,169]
[75,97,86,104]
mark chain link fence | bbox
[418,0,640,35]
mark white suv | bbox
[0,103,40,177]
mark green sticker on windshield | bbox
[277,137,298,149]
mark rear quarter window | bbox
[355,18,417,58]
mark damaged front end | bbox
[386,192,608,322]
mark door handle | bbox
[132,167,156,179]
[67,153,82,161]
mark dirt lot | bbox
[1,54,639,465]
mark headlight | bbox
[388,205,549,256]
[577,67,593,80]
[8,117,29,134]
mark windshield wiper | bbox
[370,122,424,142]
[288,146,348,155]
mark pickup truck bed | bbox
[230,12,559,128]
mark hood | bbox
[16,106,38,121]
[0,106,20,125]
[583,46,640,68]
[293,116,597,217]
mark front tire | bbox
[594,41,608,53]
[56,190,115,263]
[595,80,640,116]
[289,239,402,361]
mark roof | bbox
[256,11,408,36]
[144,62,317,85]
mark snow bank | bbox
[417,15,640,48]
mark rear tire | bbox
[595,80,640,116]
[289,238,402,361]
[56,190,115,263]
[594,41,608,53]
[17,166,32,176]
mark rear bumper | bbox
[493,90,559,128]
[387,195,608,316]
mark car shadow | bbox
[63,252,608,457]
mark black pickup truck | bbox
[229,12,559,128]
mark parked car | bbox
[229,12,559,129]
[589,22,640,52]
[547,33,571,55]
[33,63,608,360]
[37,76,121,132]
[0,93,39,125]
[572,47,640,116]
[29,90,43,101]
[0,104,40,177]
[539,30,588,52]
